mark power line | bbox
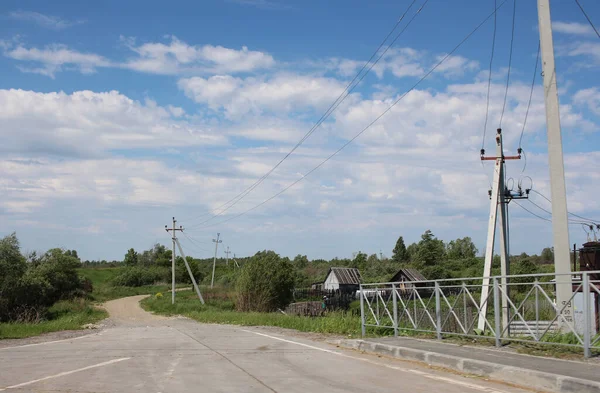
[195,0,510,230]
[513,200,551,222]
[530,189,600,223]
[481,0,498,150]
[182,233,208,252]
[183,0,425,228]
[499,0,517,129]
[518,42,540,150]
[574,0,600,39]
[526,199,591,225]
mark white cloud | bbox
[0,89,225,157]
[178,73,349,118]
[553,21,595,36]
[3,43,111,77]
[573,87,600,115]
[8,11,84,30]
[122,36,275,75]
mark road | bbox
[0,296,532,393]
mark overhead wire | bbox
[182,0,424,228]
[194,0,511,230]
[526,199,591,225]
[499,0,517,129]
[574,0,600,39]
[530,189,600,223]
[519,42,540,150]
[481,0,498,151]
[513,200,587,226]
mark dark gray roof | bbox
[328,267,362,285]
[390,268,427,282]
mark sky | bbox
[0,0,599,262]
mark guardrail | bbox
[359,270,600,357]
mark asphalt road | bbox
[0,296,532,393]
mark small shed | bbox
[323,267,362,293]
[390,268,428,292]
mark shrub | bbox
[111,266,169,287]
[236,250,295,312]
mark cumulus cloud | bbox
[8,10,84,30]
[2,36,274,77]
[121,36,275,75]
[0,89,225,157]
[3,43,111,78]
[178,73,349,118]
[553,21,595,36]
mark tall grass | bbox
[0,299,107,339]
[142,289,361,336]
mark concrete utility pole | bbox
[173,238,205,304]
[211,233,222,288]
[225,246,231,266]
[165,217,183,305]
[537,0,573,325]
[478,130,513,333]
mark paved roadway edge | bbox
[330,339,600,393]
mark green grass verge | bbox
[0,299,107,339]
[142,289,361,336]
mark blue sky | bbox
[0,0,599,262]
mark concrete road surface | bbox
[0,296,533,393]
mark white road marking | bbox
[0,333,97,351]
[0,357,130,391]
[241,330,509,393]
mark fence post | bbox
[534,280,540,341]
[493,277,501,348]
[583,272,591,358]
[435,281,442,340]
[360,284,366,337]
[392,284,398,337]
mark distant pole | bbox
[225,246,231,266]
[537,0,573,326]
[211,233,222,288]
[165,217,183,304]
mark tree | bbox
[0,233,27,321]
[414,230,446,266]
[351,251,368,270]
[406,243,418,261]
[236,251,295,312]
[446,237,478,260]
[392,236,409,264]
[540,247,554,263]
[124,248,139,266]
[293,254,309,269]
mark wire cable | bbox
[527,199,591,225]
[481,0,498,150]
[183,0,424,228]
[182,233,208,252]
[499,0,517,129]
[530,189,600,223]
[519,42,540,150]
[574,0,600,39]
[196,0,510,230]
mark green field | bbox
[78,267,180,302]
[142,289,362,336]
[0,299,107,339]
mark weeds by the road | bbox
[142,289,361,336]
[0,299,107,339]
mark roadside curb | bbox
[332,339,600,393]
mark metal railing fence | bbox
[359,270,600,357]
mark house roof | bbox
[328,267,362,284]
[391,268,427,282]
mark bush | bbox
[236,250,295,312]
[111,266,169,287]
[0,236,87,322]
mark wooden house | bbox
[323,267,362,293]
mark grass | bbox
[142,289,362,336]
[0,299,107,339]
[78,267,183,302]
